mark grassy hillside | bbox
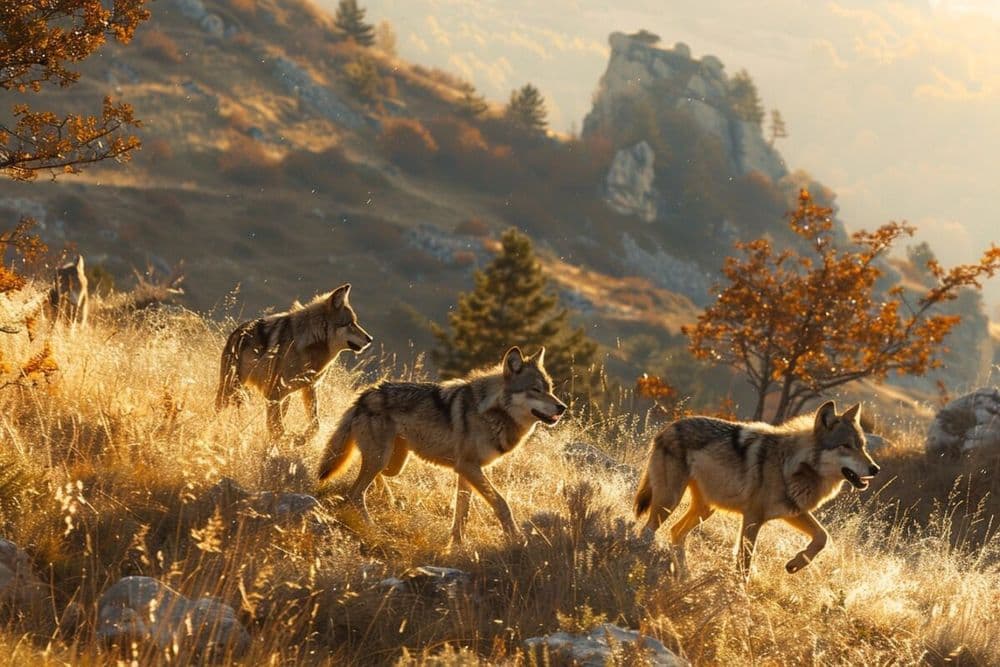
[0,291,997,664]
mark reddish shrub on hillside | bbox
[218,134,281,186]
[138,28,183,64]
[455,217,490,237]
[379,118,438,171]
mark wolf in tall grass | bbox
[216,284,373,438]
[318,346,567,545]
[45,255,88,325]
[634,401,880,576]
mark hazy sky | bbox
[321,0,1000,309]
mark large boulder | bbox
[0,539,48,616]
[524,623,688,666]
[98,576,249,658]
[605,141,659,222]
[926,387,1000,457]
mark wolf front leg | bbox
[265,393,289,440]
[782,512,829,573]
[455,463,520,539]
[301,384,320,437]
[736,514,763,578]
[447,476,474,547]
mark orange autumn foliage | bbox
[685,190,1000,423]
[0,0,149,180]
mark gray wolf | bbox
[215,284,372,438]
[634,401,879,576]
[46,255,88,325]
[317,346,567,545]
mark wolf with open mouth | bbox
[635,400,879,578]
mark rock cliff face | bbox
[585,33,787,185]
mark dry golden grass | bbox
[0,287,998,665]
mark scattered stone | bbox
[272,56,366,130]
[0,539,48,616]
[524,623,688,667]
[200,14,226,39]
[97,576,249,658]
[563,442,634,477]
[175,0,206,21]
[379,566,473,600]
[604,141,658,223]
[926,387,1000,457]
[404,225,491,267]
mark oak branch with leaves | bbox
[0,0,149,180]
[685,190,1000,423]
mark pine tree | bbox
[431,228,601,399]
[768,108,787,146]
[334,0,375,47]
[728,69,765,126]
[504,84,548,134]
[457,85,488,118]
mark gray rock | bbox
[926,387,1000,457]
[272,56,366,130]
[734,120,787,181]
[605,141,658,222]
[620,234,712,305]
[200,14,226,39]
[0,539,48,614]
[97,577,249,658]
[175,0,206,21]
[379,566,473,600]
[563,442,634,477]
[524,623,688,667]
[673,42,691,59]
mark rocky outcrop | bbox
[0,539,48,616]
[524,624,688,666]
[380,566,473,600]
[605,141,658,222]
[98,576,249,658]
[926,388,1000,457]
[585,32,787,185]
[620,234,712,305]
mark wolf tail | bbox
[634,461,653,518]
[215,326,246,411]
[318,404,358,481]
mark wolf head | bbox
[813,400,880,490]
[502,346,568,427]
[326,284,373,355]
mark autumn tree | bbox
[431,228,602,400]
[1,0,148,180]
[728,69,764,126]
[768,109,787,146]
[504,84,548,134]
[685,189,1000,423]
[334,0,375,47]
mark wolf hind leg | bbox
[346,422,395,524]
[667,482,714,578]
[642,447,689,535]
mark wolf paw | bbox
[785,552,811,574]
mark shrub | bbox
[455,217,490,237]
[344,56,383,102]
[137,28,183,64]
[379,118,438,171]
[217,134,281,186]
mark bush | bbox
[344,56,383,102]
[455,217,490,237]
[379,118,438,171]
[217,134,282,186]
[137,28,183,64]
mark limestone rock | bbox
[926,387,1000,457]
[0,539,48,615]
[97,576,249,658]
[605,141,658,222]
[524,624,688,667]
[379,566,473,600]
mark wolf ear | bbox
[815,400,837,431]
[329,283,351,309]
[532,346,546,366]
[503,346,524,377]
[843,403,862,425]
